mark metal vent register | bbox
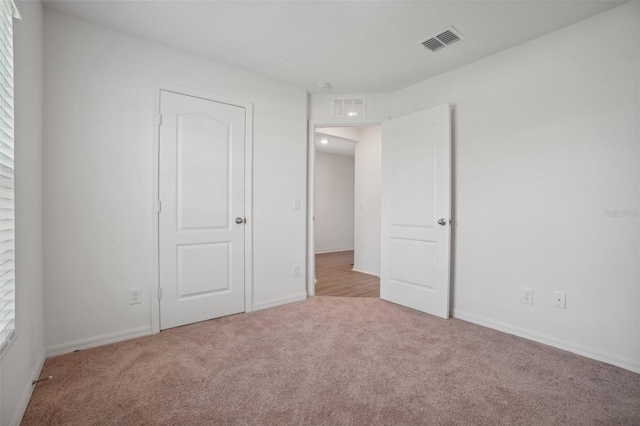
[333,98,365,117]
[419,26,465,52]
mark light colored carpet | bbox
[22,297,640,425]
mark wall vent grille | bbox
[333,97,365,117]
[418,26,465,52]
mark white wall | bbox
[391,3,639,371]
[1,1,45,424]
[353,127,381,276]
[314,152,355,253]
[43,9,308,352]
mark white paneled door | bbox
[380,104,451,319]
[159,90,246,330]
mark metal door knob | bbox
[235,217,245,224]
[438,218,447,226]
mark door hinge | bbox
[158,114,163,126]
[158,287,163,300]
[156,200,162,213]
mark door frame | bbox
[307,119,381,297]
[151,82,254,334]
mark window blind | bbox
[0,0,18,357]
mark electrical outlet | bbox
[129,288,141,305]
[521,287,533,305]
[293,198,301,210]
[292,264,300,277]
[554,291,566,308]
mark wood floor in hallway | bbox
[315,250,380,297]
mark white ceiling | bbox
[315,133,357,157]
[43,1,624,94]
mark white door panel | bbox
[177,113,231,230]
[159,90,246,330]
[380,104,451,319]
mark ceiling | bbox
[315,133,357,157]
[43,1,624,94]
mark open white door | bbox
[380,103,451,319]
[159,90,246,329]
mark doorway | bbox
[312,126,381,298]
[307,103,452,318]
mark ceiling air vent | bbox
[418,26,465,52]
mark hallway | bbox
[315,250,379,298]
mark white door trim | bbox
[306,119,382,297]
[151,81,254,334]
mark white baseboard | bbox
[10,352,46,426]
[45,326,153,357]
[252,293,307,311]
[453,309,640,373]
[315,247,354,254]
[352,264,379,277]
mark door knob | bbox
[438,218,447,226]
[235,217,245,224]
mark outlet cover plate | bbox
[521,287,533,305]
[129,288,142,305]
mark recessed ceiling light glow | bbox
[320,139,329,144]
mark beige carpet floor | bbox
[23,297,640,425]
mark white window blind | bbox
[0,0,18,357]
